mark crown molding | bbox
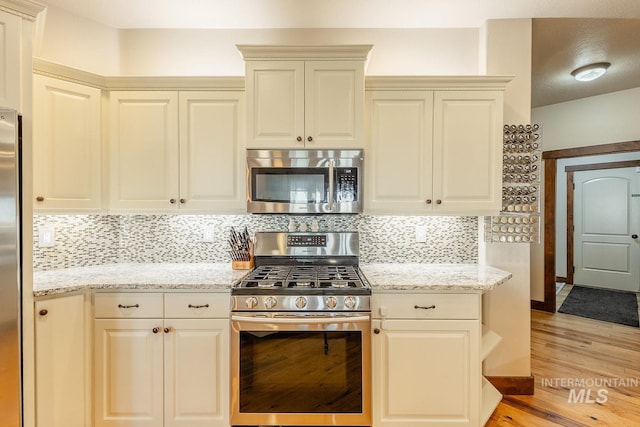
[365,75,514,91]
[0,0,46,20]
[237,44,373,61]
[33,58,245,91]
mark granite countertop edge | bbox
[33,262,513,297]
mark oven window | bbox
[239,331,363,413]
[252,168,328,203]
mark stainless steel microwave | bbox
[246,149,363,214]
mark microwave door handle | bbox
[328,160,335,211]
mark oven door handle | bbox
[231,314,370,324]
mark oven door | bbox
[230,312,371,426]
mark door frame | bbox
[565,160,640,285]
[534,140,640,313]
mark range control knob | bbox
[245,297,258,309]
[344,296,357,310]
[325,296,338,309]
[264,296,277,309]
[295,296,307,309]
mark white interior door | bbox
[573,168,640,292]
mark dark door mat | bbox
[558,285,639,327]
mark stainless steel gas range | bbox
[230,231,372,427]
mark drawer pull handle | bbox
[188,304,210,309]
[414,304,436,310]
[118,304,140,309]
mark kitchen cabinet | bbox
[239,45,371,149]
[365,77,510,215]
[33,75,103,211]
[372,293,502,427]
[35,293,91,427]
[0,10,21,110]
[94,292,230,427]
[109,91,245,212]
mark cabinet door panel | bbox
[305,61,363,148]
[35,295,88,427]
[109,91,179,210]
[373,319,480,427]
[94,319,164,427]
[433,91,502,213]
[33,75,102,211]
[178,92,245,212]
[164,319,229,427]
[365,91,434,213]
[246,61,304,148]
[0,11,20,109]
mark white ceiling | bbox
[38,0,640,107]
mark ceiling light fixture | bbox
[571,62,611,82]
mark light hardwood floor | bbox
[487,306,640,426]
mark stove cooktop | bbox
[238,265,367,290]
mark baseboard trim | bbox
[486,375,535,395]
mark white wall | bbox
[35,6,120,75]
[533,87,640,151]
[482,19,532,377]
[530,87,640,299]
[37,6,479,76]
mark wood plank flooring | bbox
[487,307,640,426]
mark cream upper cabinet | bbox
[178,91,245,212]
[35,294,90,427]
[365,77,510,215]
[239,45,371,149]
[109,90,245,213]
[33,75,103,212]
[0,10,20,110]
[109,91,180,211]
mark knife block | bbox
[232,258,254,270]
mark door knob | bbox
[632,234,638,239]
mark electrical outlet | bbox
[38,227,56,247]
[202,225,215,242]
[415,225,427,243]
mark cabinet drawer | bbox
[164,293,230,318]
[372,293,480,320]
[94,293,163,318]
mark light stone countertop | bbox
[360,263,512,292]
[33,262,512,297]
[33,263,249,297]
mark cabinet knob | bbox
[179,198,186,204]
[170,198,176,204]
[436,200,442,205]
[39,309,48,316]
[373,328,380,334]
[36,196,44,202]
[307,136,313,142]
[296,136,303,142]
[164,327,172,333]
[152,327,161,334]
[426,199,432,205]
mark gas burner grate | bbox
[238,264,366,290]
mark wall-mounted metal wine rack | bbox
[485,123,542,243]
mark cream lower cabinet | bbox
[33,75,103,211]
[365,78,509,215]
[109,91,245,213]
[94,292,230,427]
[372,293,501,427]
[35,293,90,427]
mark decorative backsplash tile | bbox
[33,214,478,271]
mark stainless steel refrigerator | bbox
[0,108,22,427]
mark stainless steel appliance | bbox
[0,109,22,427]
[230,231,371,426]
[246,149,363,214]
